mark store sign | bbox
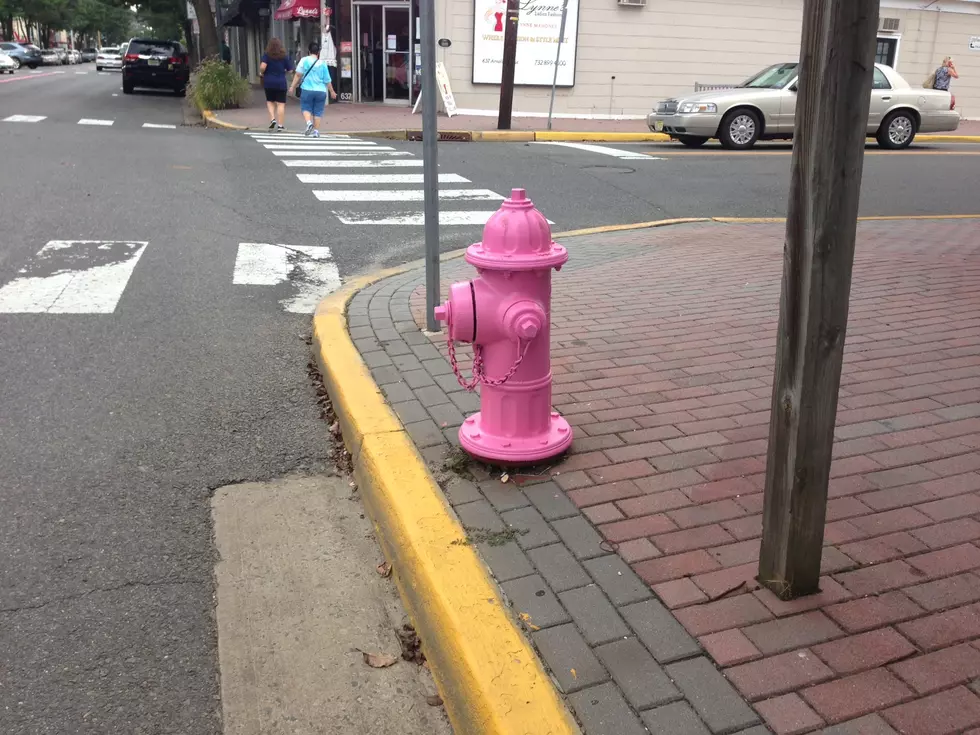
[472,0,578,86]
[970,36,980,51]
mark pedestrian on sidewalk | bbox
[259,37,294,132]
[288,41,337,138]
[929,56,959,92]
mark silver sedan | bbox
[648,63,960,150]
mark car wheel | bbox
[96,66,101,71]
[175,86,186,97]
[123,82,134,94]
[11,58,20,70]
[677,135,709,148]
[719,109,761,150]
[877,110,917,150]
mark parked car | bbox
[647,63,961,150]
[68,48,82,64]
[81,48,97,62]
[0,42,42,69]
[40,49,62,66]
[0,51,16,73]
[121,38,190,96]
[96,47,122,71]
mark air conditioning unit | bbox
[618,0,646,7]
[880,17,900,32]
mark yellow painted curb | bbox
[916,134,980,143]
[312,277,580,735]
[202,110,250,131]
[474,130,536,142]
[534,131,671,143]
[553,217,711,238]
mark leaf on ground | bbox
[360,650,399,668]
[376,561,392,577]
[425,694,444,707]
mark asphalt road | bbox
[2,68,977,734]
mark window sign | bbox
[472,0,579,86]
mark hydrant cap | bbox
[465,188,568,271]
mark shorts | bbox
[264,87,287,103]
[300,90,327,118]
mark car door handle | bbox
[882,96,892,101]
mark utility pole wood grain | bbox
[497,0,520,130]
[758,0,880,600]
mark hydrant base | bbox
[458,412,573,465]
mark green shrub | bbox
[190,57,250,111]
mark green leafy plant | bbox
[190,57,250,111]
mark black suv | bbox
[122,39,190,96]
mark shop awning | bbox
[274,0,320,20]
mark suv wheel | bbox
[122,81,134,94]
[719,109,761,150]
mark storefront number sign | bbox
[472,0,579,86]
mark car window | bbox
[872,68,891,90]
[0,43,13,50]
[128,41,176,56]
[742,63,799,90]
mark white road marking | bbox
[298,173,468,184]
[538,141,655,160]
[143,123,177,129]
[3,115,46,123]
[283,159,424,168]
[313,189,503,202]
[78,118,114,126]
[0,240,148,314]
[262,142,379,149]
[233,243,341,313]
[247,132,349,139]
[334,211,527,226]
[75,71,87,75]
[272,150,411,157]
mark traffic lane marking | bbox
[0,71,65,84]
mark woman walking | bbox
[288,42,337,138]
[259,38,293,131]
[933,56,959,92]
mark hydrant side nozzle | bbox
[434,304,448,322]
[517,316,540,340]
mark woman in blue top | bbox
[288,42,337,138]
[259,38,294,131]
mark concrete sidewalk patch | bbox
[312,274,580,735]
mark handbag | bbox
[295,58,318,99]
[923,71,937,89]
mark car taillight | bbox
[124,53,138,62]
[169,56,179,64]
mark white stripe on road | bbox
[75,71,87,74]
[0,240,148,314]
[272,150,411,157]
[297,173,468,184]
[143,123,177,129]
[233,243,341,313]
[247,133,350,139]
[334,211,512,226]
[78,118,114,126]
[313,188,503,202]
[3,115,46,123]
[264,145,388,153]
[262,142,379,149]
[538,141,655,160]
[283,159,424,168]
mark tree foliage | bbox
[0,0,186,44]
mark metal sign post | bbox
[546,0,569,131]
[421,0,440,332]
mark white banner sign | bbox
[472,0,579,86]
[971,36,980,51]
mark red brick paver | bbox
[409,219,980,732]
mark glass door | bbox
[382,6,410,103]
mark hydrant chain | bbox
[447,337,529,392]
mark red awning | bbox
[274,0,322,20]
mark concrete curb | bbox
[312,272,581,735]
[198,111,980,143]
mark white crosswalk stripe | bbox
[243,131,555,230]
[4,115,46,123]
[283,159,423,168]
[233,243,341,313]
[78,118,113,126]
[0,240,147,314]
[2,115,178,129]
[143,123,177,129]
[537,141,657,160]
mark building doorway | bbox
[353,2,413,104]
[875,36,899,68]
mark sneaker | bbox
[304,122,313,136]
[268,119,277,130]
[312,129,320,138]
[276,124,286,132]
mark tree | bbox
[187,0,218,58]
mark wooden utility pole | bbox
[496,0,520,130]
[758,0,879,600]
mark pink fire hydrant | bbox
[433,188,573,464]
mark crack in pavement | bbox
[0,578,206,615]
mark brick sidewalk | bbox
[212,89,649,132]
[350,218,980,735]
